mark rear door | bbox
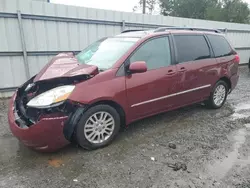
[125,36,179,121]
[172,34,218,106]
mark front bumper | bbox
[8,93,70,152]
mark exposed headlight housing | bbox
[27,85,75,108]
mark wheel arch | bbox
[63,99,126,142]
[205,77,230,109]
[89,100,126,127]
[219,76,232,92]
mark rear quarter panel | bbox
[206,33,239,89]
[214,55,239,90]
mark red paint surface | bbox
[34,53,98,82]
[8,94,70,152]
[129,61,147,73]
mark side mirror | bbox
[129,61,147,74]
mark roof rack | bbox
[121,29,145,33]
[154,27,224,33]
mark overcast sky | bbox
[50,0,250,13]
[50,0,138,12]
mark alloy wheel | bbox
[84,112,115,144]
[213,84,226,106]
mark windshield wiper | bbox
[99,68,106,72]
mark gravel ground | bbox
[0,67,250,188]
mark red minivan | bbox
[8,27,239,152]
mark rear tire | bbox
[76,104,120,150]
[205,80,228,109]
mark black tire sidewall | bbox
[210,81,228,109]
[76,104,121,150]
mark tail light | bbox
[234,54,240,64]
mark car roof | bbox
[116,30,156,38]
[115,27,225,39]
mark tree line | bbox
[133,0,250,24]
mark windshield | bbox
[76,37,139,70]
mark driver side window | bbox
[130,36,171,70]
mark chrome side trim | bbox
[131,84,211,107]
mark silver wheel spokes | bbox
[213,85,226,106]
[84,112,115,144]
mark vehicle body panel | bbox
[34,53,99,82]
[174,59,216,105]
[125,65,179,121]
[68,68,130,121]
[214,55,239,90]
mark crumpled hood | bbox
[34,53,99,82]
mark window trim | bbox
[116,63,125,77]
[204,34,215,58]
[172,34,213,64]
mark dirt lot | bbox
[0,67,250,188]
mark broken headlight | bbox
[27,85,75,108]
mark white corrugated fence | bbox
[0,0,250,97]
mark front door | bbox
[125,36,179,121]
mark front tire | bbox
[76,104,120,150]
[205,80,228,109]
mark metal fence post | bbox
[122,20,126,32]
[225,28,228,36]
[17,10,30,79]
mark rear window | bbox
[174,35,210,63]
[207,35,233,57]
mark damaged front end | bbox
[16,76,81,126]
[10,75,90,151]
[8,53,102,151]
[15,75,90,126]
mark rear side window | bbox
[174,35,210,63]
[207,35,233,57]
[130,36,171,70]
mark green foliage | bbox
[221,0,250,23]
[158,0,250,23]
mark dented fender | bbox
[63,106,86,141]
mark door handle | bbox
[179,67,187,72]
[166,69,175,75]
